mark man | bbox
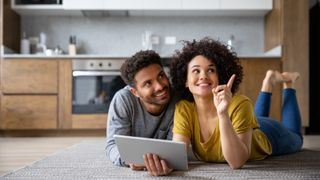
[106,50,176,176]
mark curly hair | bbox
[170,37,243,102]
[120,50,163,87]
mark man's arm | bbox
[106,89,132,166]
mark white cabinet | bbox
[11,0,65,16]
[64,0,144,10]
[57,0,273,12]
[221,0,272,10]
[104,0,143,10]
[180,0,271,16]
[64,0,180,10]
[182,0,219,10]
[143,0,181,10]
[63,0,104,10]
[12,0,272,16]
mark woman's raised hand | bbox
[212,74,236,114]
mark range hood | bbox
[81,10,129,17]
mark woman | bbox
[170,37,303,169]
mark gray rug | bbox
[1,140,320,180]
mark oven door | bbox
[72,70,126,114]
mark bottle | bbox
[227,35,235,51]
[142,31,153,50]
[68,35,77,55]
[20,32,30,54]
[36,32,47,54]
[29,37,39,54]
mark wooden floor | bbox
[0,136,319,176]
[0,137,104,176]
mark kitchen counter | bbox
[2,54,129,59]
[2,45,282,59]
[2,54,281,59]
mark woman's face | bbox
[186,55,219,98]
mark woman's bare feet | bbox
[261,70,283,92]
[282,72,300,89]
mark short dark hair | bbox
[120,50,163,87]
[170,37,243,101]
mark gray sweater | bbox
[106,86,176,166]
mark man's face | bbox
[130,64,171,114]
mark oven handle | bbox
[73,71,121,76]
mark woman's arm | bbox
[212,75,252,169]
[218,113,252,169]
[173,133,191,151]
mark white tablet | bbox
[114,134,188,171]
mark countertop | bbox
[2,54,281,59]
[2,45,282,59]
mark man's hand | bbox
[143,153,173,176]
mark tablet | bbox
[114,134,188,171]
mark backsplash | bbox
[21,15,264,57]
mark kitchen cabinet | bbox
[142,0,181,10]
[63,0,104,10]
[0,57,281,131]
[1,60,58,94]
[28,0,272,16]
[10,0,66,16]
[220,0,272,10]
[11,0,79,16]
[63,0,271,11]
[65,0,145,10]
[264,0,309,127]
[0,95,58,129]
[58,60,107,130]
[182,0,219,10]
[0,59,107,130]
[0,60,58,129]
[1,0,20,53]
[238,58,282,120]
[63,0,179,10]
[105,0,143,10]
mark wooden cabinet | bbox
[71,114,107,129]
[0,59,107,130]
[0,60,58,129]
[1,60,58,94]
[238,58,282,120]
[0,95,57,129]
[0,58,281,131]
[1,0,20,53]
[264,0,309,127]
[58,60,107,130]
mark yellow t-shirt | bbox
[173,95,272,162]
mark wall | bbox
[21,15,264,56]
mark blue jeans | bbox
[254,89,303,155]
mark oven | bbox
[72,59,126,114]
